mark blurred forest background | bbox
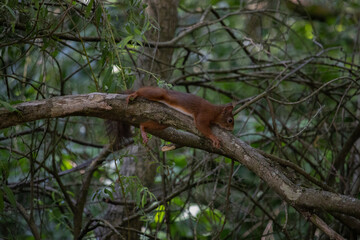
[1,0,360,239]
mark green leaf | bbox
[135,39,143,47]
[18,157,29,173]
[119,35,133,49]
[104,188,114,200]
[141,193,146,207]
[61,159,73,171]
[4,5,16,20]
[66,190,75,197]
[154,205,165,223]
[50,49,59,58]
[102,67,114,91]
[95,6,102,26]
[0,100,18,112]
[0,154,9,179]
[134,27,141,36]
[3,185,16,208]
[125,24,132,34]
[85,0,94,18]
[91,189,101,201]
[51,191,57,201]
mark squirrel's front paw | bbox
[211,137,220,148]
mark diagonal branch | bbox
[15,200,41,240]
[326,122,360,186]
[73,144,114,239]
[1,93,360,221]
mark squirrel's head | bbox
[217,103,234,130]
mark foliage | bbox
[1,0,360,239]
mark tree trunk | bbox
[95,1,178,239]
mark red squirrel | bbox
[126,86,234,148]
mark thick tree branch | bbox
[1,93,360,220]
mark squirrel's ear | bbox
[224,103,234,113]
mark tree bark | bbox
[98,0,178,239]
[1,94,360,220]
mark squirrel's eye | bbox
[228,118,233,123]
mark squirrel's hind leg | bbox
[140,121,168,144]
